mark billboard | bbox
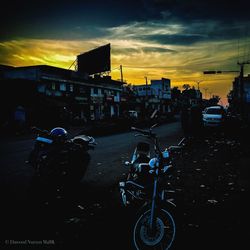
[77,43,111,75]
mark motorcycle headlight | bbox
[149,157,159,169]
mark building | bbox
[133,78,171,99]
[132,78,172,117]
[0,64,124,129]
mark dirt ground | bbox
[169,126,250,249]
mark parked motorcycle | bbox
[119,124,183,250]
[27,126,96,189]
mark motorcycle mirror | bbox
[124,161,130,166]
[150,109,158,119]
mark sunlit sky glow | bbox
[1,0,250,105]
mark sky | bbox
[1,0,250,105]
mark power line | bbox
[173,77,235,82]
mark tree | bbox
[208,95,220,106]
[182,84,191,90]
[171,86,181,100]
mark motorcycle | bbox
[27,126,96,190]
[119,124,183,250]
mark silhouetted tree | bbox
[208,95,220,106]
[182,84,191,90]
[171,86,181,100]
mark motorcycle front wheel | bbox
[133,208,176,250]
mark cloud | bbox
[1,17,249,103]
[106,21,183,38]
[0,39,98,68]
[106,19,250,46]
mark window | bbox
[91,88,98,95]
[69,84,74,92]
[98,88,102,96]
[59,83,66,91]
[51,83,56,90]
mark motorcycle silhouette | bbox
[119,123,183,250]
[27,127,96,193]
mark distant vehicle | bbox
[202,106,225,127]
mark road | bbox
[85,119,183,186]
[0,119,183,199]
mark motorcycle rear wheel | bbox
[133,208,176,250]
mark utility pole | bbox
[237,61,250,100]
[237,60,250,119]
[120,65,123,83]
[145,76,148,98]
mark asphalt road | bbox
[0,119,183,200]
[84,119,184,186]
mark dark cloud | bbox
[1,0,250,42]
[113,47,176,54]
[143,0,250,21]
[0,0,144,41]
[131,20,250,46]
[143,34,207,45]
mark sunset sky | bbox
[1,0,250,105]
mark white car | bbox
[202,106,225,127]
